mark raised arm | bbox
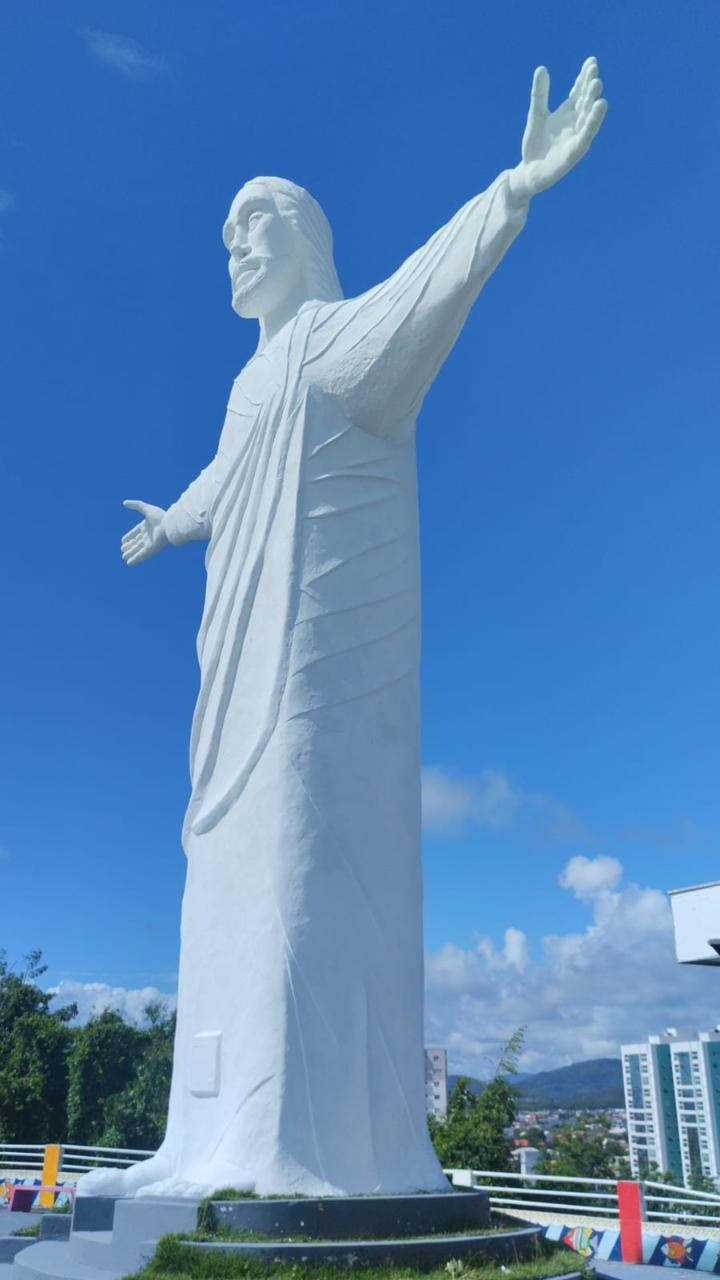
[120,461,216,567]
[304,57,606,439]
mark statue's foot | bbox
[76,1152,174,1198]
[137,1160,254,1199]
[136,1178,211,1199]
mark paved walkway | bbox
[594,1266,669,1280]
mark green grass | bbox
[185,1218,527,1245]
[208,1189,264,1201]
[122,1234,584,1280]
[11,1225,41,1238]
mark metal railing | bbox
[0,1142,154,1180]
[0,1144,46,1173]
[447,1168,720,1229]
[448,1168,620,1220]
[3,1150,720,1233]
[641,1178,720,1227]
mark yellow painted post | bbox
[39,1145,62,1207]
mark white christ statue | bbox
[79,60,606,1199]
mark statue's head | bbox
[223,177,343,320]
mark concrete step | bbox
[108,1197,200,1273]
[0,1236,38,1265]
[13,1241,124,1280]
[11,1197,202,1280]
[66,1231,114,1268]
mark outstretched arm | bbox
[120,460,216,567]
[305,57,607,439]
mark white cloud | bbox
[82,30,166,81]
[425,855,720,1076]
[49,980,175,1025]
[560,854,622,901]
[422,765,589,842]
[422,767,486,831]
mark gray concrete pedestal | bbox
[12,1196,201,1280]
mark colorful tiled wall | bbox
[543,1221,720,1271]
[0,1176,73,1209]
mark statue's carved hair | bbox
[246,176,344,303]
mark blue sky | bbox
[2,0,719,1073]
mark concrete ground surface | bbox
[0,1211,40,1239]
[593,1265,674,1280]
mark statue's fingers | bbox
[529,65,550,116]
[569,99,608,166]
[585,97,608,140]
[121,524,144,546]
[578,76,604,121]
[123,499,149,516]
[570,56,598,105]
[123,527,147,548]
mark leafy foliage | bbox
[0,950,174,1146]
[540,1113,617,1180]
[428,1030,525,1171]
[0,950,76,1140]
[69,1003,176,1149]
[66,1009,146,1142]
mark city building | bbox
[425,1047,449,1119]
[622,1032,685,1179]
[670,1030,720,1184]
[622,1028,720,1185]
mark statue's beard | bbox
[231,259,270,314]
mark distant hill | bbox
[448,1057,624,1110]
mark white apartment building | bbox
[622,1028,720,1185]
[425,1047,449,1119]
[670,1031,720,1184]
[622,1032,684,1179]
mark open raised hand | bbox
[121,499,169,567]
[508,57,607,205]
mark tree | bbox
[524,1124,547,1149]
[66,1010,144,1143]
[98,1004,175,1150]
[0,951,76,1141]
[0,951,175,1150]
[429,1029,525,1172]
[542,1114,616,1180]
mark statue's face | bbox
[224,185,305,320]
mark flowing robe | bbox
[160,173,528,1195]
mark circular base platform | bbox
[180,1225,544,1268]
[208,1189,490,1238]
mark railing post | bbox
[618,1180,645,1264]
[39,1144,62,1208]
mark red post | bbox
[618,1180,645,1264]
